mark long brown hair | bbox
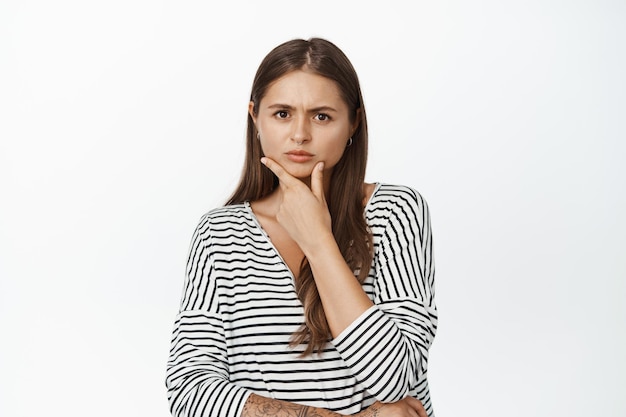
[227,38,372,355]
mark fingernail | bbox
[318,162,324,171]
[260,157,267,165]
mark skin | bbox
[242,69,427,417]
[242,395,426,417]
[250,69,357,187]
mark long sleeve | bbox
[166,192,436,416]
[165,215,251,417]
[332,186,437,406]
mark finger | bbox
[310,161,325,201]
[405,397,427,417]
[416,402,427,417]
[260,157,297,187]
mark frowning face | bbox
[250,69,357,180]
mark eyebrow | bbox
[266,103,338,113]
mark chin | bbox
[285,166,315,179]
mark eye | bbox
[274,110,289,119]
[315,113,331,121]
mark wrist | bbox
[300,230,338,261]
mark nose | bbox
[291,116,311,144]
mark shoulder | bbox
[200,203,250,223]
[367,184,434,256]
[192,203,254,237]
[369,183,430,214]
[366,183,432,238]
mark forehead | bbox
[261,70,345,106]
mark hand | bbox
[260,157,333,253]
[356,398,427,417]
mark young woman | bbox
[166,38,437,417]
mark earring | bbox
[347,137,353,147]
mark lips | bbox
[287,150,313,156]
[286,150,314,163]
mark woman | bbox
[166,38,437,417]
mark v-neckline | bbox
[245,201,297,280]
[244,182,381,280]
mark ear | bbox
[248,101,257,124]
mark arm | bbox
[259,158,436,405]
[166,215,250,417]
[259,158,375,335]
[242,394,341,417]
[332,187,437,403]
[242,395,425,417]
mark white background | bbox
[1,1,624,416]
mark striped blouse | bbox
[166,183,437,417]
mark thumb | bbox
[310,161,325,201]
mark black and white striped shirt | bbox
[166,183,437,417]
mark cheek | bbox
[257,122,287,149]
[324,143,348,166]
[258,138,280,158]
